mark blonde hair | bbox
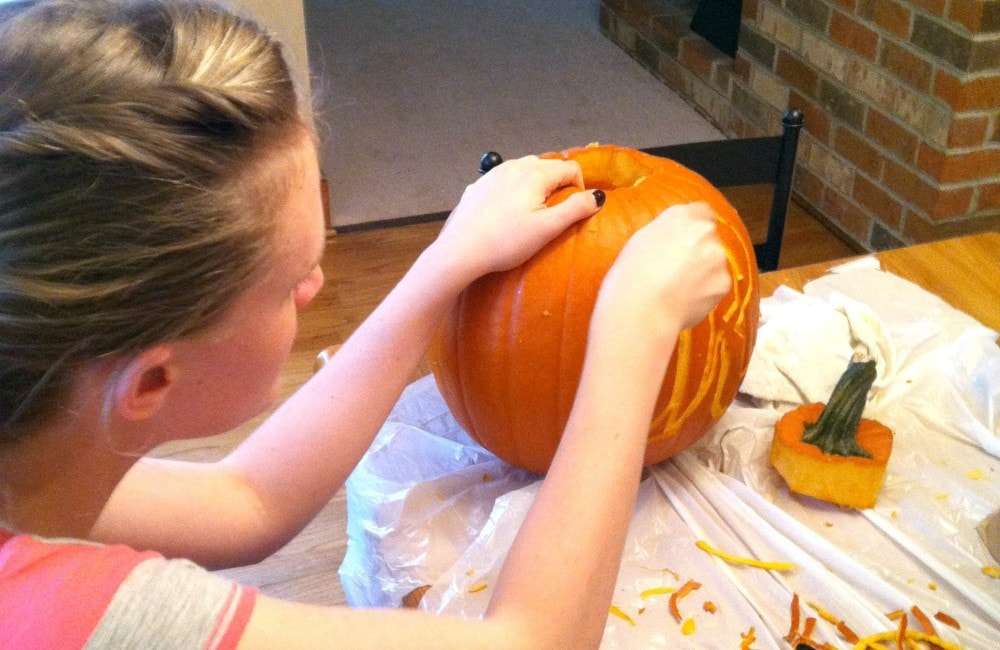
[0,0,307,442]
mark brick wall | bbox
[601,0,1000,249]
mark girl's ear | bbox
[112,346,178,422]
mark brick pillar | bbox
[601,0,1000,249]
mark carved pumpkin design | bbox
[428,145,760,474]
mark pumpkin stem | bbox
[801,360,877,458]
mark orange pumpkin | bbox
[428,144,760,474]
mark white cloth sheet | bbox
[339,259,1000,648]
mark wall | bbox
[229,0,313,106]
[601,0,1000,249]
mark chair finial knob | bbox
[783,109,804,127]
[479,151,503,175]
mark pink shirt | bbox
[0,529,256,649]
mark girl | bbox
[0,1,730,648]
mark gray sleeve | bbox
[84,556,254,650]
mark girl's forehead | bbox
[268,138,325,267]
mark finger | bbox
[685,201,719,222]
[535,189,604,230]
[533,158,586,194]
[661,201,716,223]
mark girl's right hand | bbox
[593,202,732,344]
[431,155,602,284]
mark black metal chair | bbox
[480,109,804,273]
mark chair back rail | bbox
[642,110,804,272]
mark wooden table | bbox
[214,231,999,606]
[758,231,1000,332]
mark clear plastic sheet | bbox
[340,259,1000,648]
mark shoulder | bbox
[0,531,256,650]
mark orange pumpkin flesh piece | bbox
[428,144,760,474]
[770,361,893,509]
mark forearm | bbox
[219,242,472,550]
[487,315,680,648]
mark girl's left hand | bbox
[432,155,604,282]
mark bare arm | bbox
[216,245,472,563]
[485,312,680,648]
[236,267,684,650]
[92,157,601,567]
[95,173,730,647]
[236,203,730,649]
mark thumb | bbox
[537,189,605,229]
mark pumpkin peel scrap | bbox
[786,593,801,642]
[669,579,701,623]
[910,606,936,636]
[695,539,796,571]
[608,604,636,626]
[933,611,960,630]
[851,630,960,650]
[639,586,675,599]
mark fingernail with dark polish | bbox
[593,189,606,208]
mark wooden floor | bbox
[155,189,856,606]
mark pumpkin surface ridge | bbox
[616,190,638,242]
[455,288,480,441]
[633,181,660,231]
[558,220,592,458]
[554,220,580,433]
[452,292,476,435]
[507,261,531,464]
[618,185,643,242]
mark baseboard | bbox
[333,210,451,234]
[321,177,332,228]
